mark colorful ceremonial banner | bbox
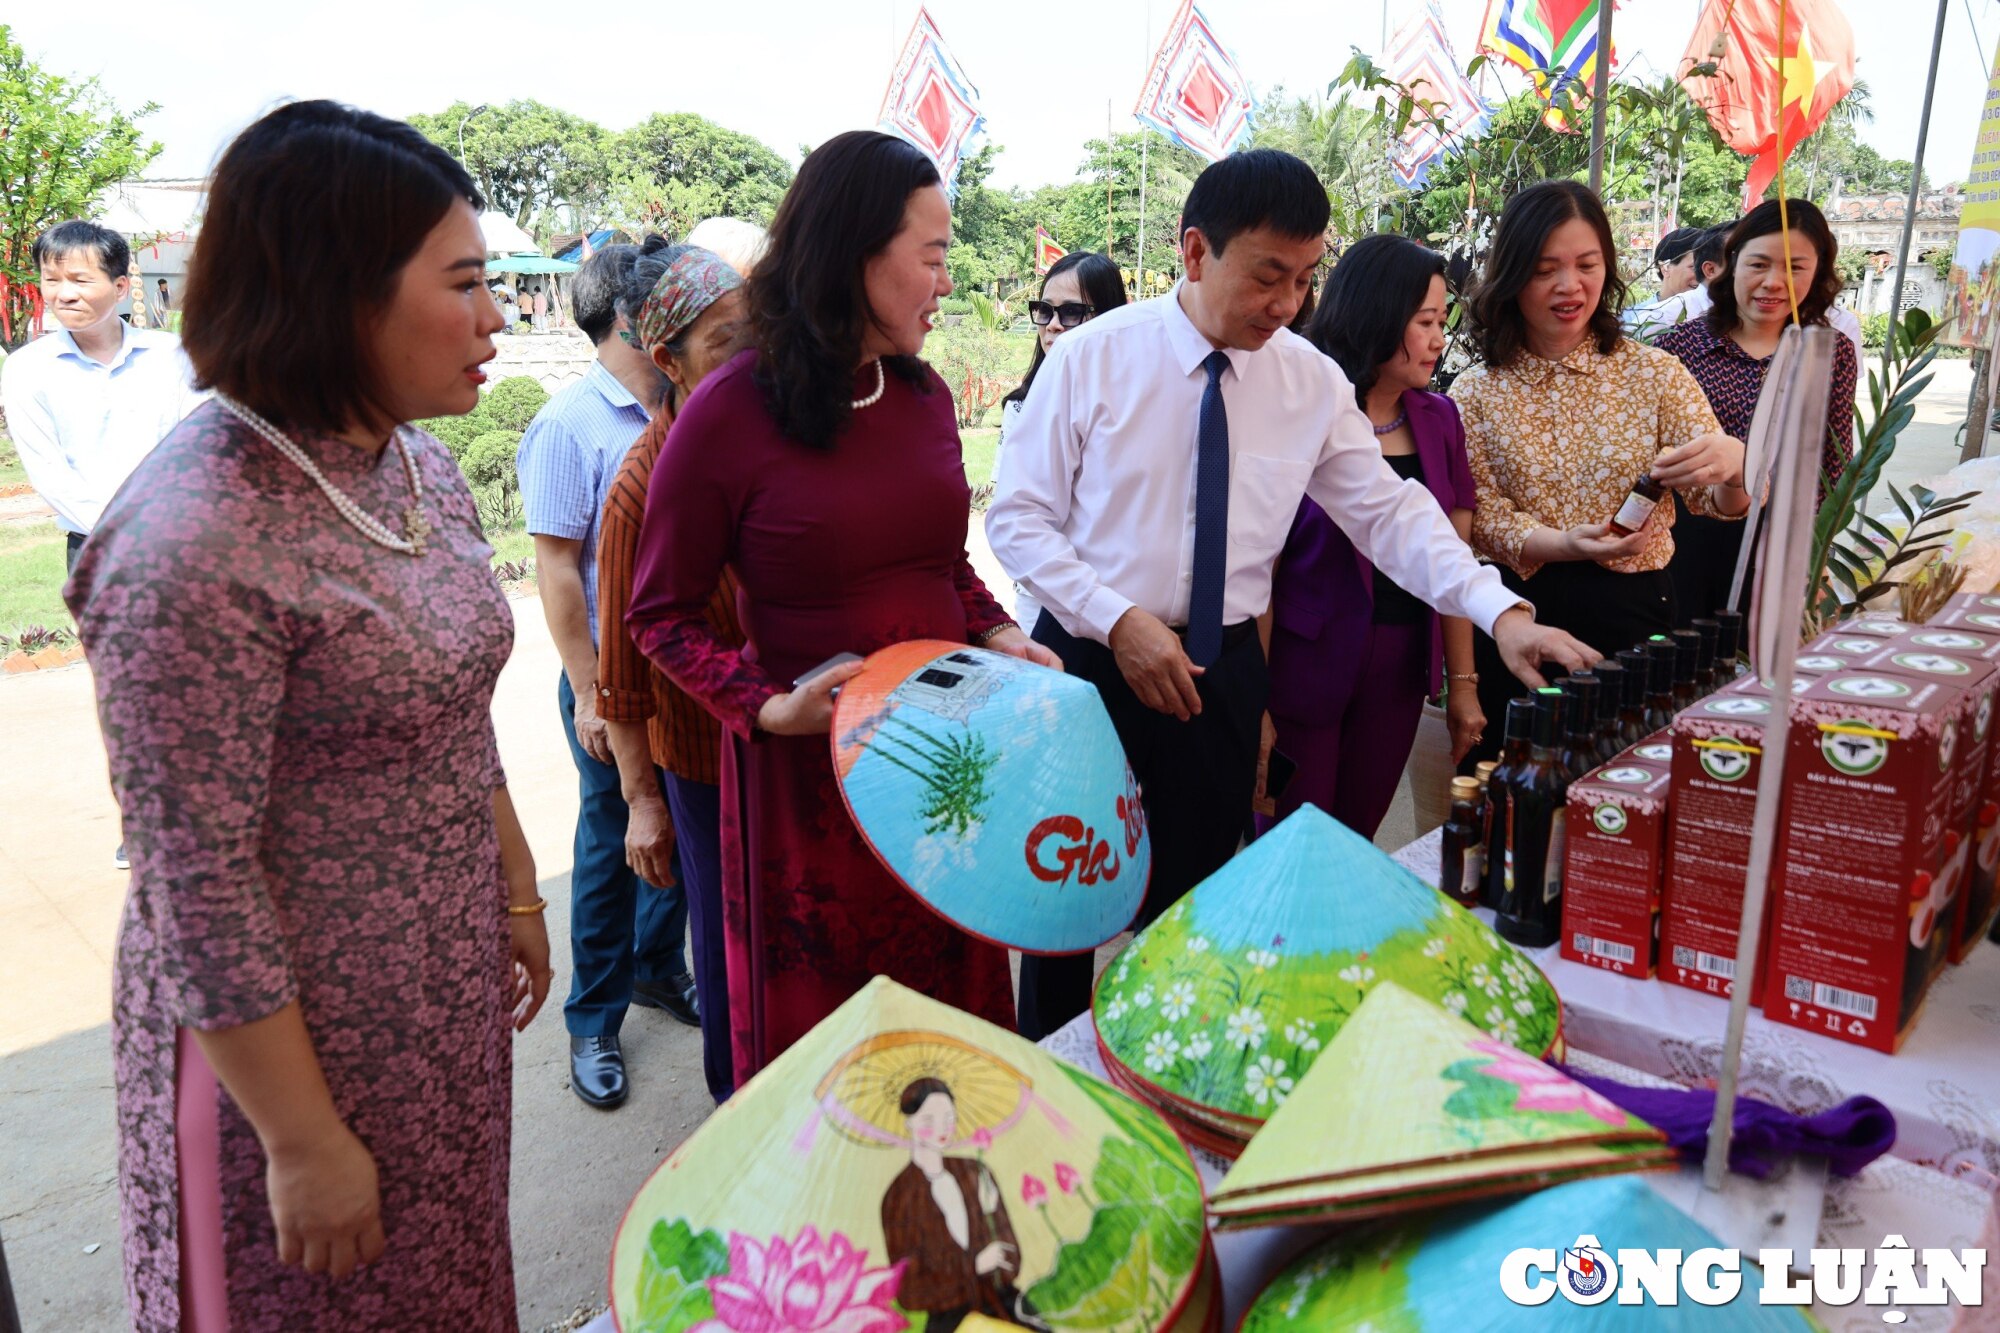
[1034,227,1067,276]
[1944,36,2000,348]
[1134,0,1257,162]
[1386,0,1491,189]
[1477,0,1615,132]
[877,7,986,195]
[1680,0,1858,207]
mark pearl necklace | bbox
[852,359,886,411]
[218,395,432,555]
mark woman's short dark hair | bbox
[1002,251,1128,407]
[1179,149,1329,257]
[747,130,940,451]
[1705,199,1843,334]
[181,100,481,436]
[1468,180,1626,369]
[31,220,130,282]
[899,1077,954,1116]
[1306,234,1447,406]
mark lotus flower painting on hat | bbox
[1237,1175,1813,1330]
[1094,806,1560,1133]
[832,640,1149,954]
[609,978,1215,1333]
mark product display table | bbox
[1392,828,2000,1179]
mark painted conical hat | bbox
[610,977,1210,1332]
[832,640,1149,954]
[1095,805,1561,1135]
[1237,1176,1814,1330]
[1211,982,1665,1225]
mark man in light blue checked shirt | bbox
[516,243,694,1111]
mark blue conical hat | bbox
[1239,1175,1813,1330]
[1095,805,1560,1131]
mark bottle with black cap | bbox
[1482,697,1536,909]
[1498,687,1569,949]
[1713,609,1747,681]
[1586,662,1627,761]
[1642,637,1679,731]
[1559,675,1601,777]
[1612,649,1651,744]
[1690,617,1723,695]
[1668,629,1704,711]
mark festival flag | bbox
[876,7,986,195]
[579,230,595,261]
[1034,227,1068,276]
[1134,0,1257,162]
[1477,0,1615,132]
[1680,0,1858,207]
[1385,0,1491,189]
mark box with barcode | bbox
[1562,761,1671,978]
[1661,685,1783,1000]
[1763,670,1966,1054]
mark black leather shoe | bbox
[569,1035,627,1109]
[633,973,700,1027]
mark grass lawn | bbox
[0,429,26,490]
[0,520,71,634]
[962,425,1000,489]
[488,524,534,567]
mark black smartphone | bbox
[793,652,863,690]
[1266,748,1299,801]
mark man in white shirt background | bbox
[2,220,205,870]
[1625,218,1865,357]
[987,149,1596,1039]
[1619,226,1704,334]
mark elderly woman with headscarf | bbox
[595,237,755,1101]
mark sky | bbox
[13,0,2000,197]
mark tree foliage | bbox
[612,112,792,227]
[408,100,612,234]
[0,25,162,349]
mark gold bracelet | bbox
[507,898,549,916]
[974,622,1020,645]
[1448,672,1480,684]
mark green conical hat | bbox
[1213,982,1663,1217]
[609,978,1211,1332]
[1094,806,1561,1133]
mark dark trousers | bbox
[1465,562,1677,769]
[664,771,732,1101]
[1015,613,1269,1040]
[557,673,688,1038]
[65,531,86,575]
[1669,496,1756,623]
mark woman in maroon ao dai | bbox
[626,132,1058,1079]
[66,103,550,1331]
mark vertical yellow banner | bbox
[1944,36,2000,346]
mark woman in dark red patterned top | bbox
[624,132,1058,1078]
[1658,199,1857,620]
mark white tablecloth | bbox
[1390,828,2000,1179]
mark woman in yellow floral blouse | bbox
[1453,181,1750,763]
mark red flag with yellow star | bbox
[1680,0,1857,206]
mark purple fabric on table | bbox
[1560,1066,1897,1180]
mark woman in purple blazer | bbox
[1259,235,1485,837]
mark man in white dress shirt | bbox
[987,150,1596,1038]
[3,220,204,872]
[4,221,203,576]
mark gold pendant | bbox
[403,504,432,555]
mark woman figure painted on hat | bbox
[881,1076,1047,1332]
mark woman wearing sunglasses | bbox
[996,251,1127,629]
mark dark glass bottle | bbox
[1589,661,1629,757]
[1560,675,1601,776]
[1642,637,1679,731]
[1482,698,1537,910]
[1669,629,1704,711]
[1607,472,1667,537]
[1613,649,1652,745]
[1440,776,1486,907]
[1713,609,1747,681]
[1498,688,1570,949]
[1690,617,1723,696]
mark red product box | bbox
[1942,591,2000,618]
[1934,603,2000,639]
[1861,632,2000,964]
[1763,671,1971,1053]
[1661,686,1783,999]
[1563,761,1672,978]
[1801,629,1891,669]
[1627,732,1674,768]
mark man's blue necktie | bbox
[1186,350,1231,669]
